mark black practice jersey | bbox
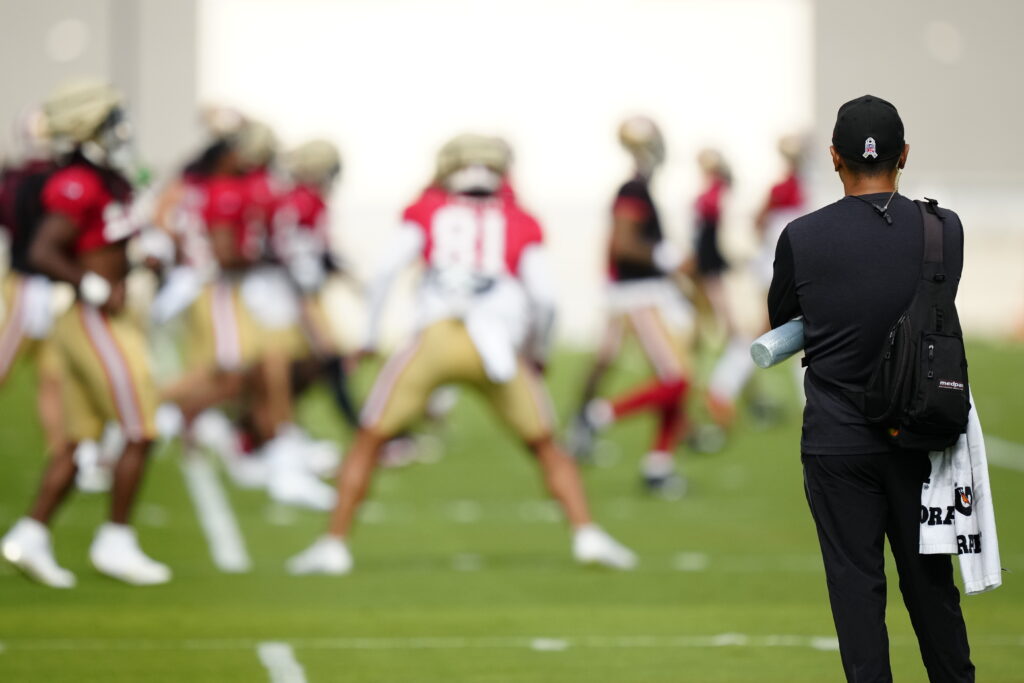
[610,177,663,281]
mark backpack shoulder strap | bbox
[915,198,944,266]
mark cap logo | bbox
[863,137,878,159]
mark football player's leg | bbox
[76,307,170,585]
[340,334,438,523]
[568,315,624,460]
[593,308,688,423]
[289,333,436,575]
[35,340,68,460]
[579,314,624,407]
[0,274,28,386]
[485,363,635,569]
[706,334,756,427]
[3,372,81,590]
[1,318,97,588]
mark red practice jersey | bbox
[272,183,329,257]
[766,172,804,211]
[402,187,543,277]
[200,175,262,261]
[41,162,134,255]
[695,178,727,223]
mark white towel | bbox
[920,391,1002,595]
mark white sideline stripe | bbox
[2,634,1021,651]
[180,453,252,573]
[986,436,1024,472]
[257,641,308,683]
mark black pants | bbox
[802,452,974,683]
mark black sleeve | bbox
[768,227,800,328]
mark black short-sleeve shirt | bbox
[768,193,964,455]
[610,177,663,281]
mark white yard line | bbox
[180,450,252,573]
[257,641,308,683]
[986,435,1024,473]
[1,634,1020,652]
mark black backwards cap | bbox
[832,95,905,163]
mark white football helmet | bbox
[618,116,665,172]
[236,119,278,169]
[285,139,341,187]
[44,79,122,144]
[435,133,510,194]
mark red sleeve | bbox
[505,207,544,274]
[768,175,803,209]
[401,187,446,228]
[41,167,103,228]
[695,182,723,221]
[203,179,246,232]
[295,190,324,229]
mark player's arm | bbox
[363,222,424,351]
[767,228,800,328]
[152,178,184,234]
[30,212,123,310]
[610,203,684,274]
[519,243,557,370]
[610,213,655,266]
[30,213,86,285]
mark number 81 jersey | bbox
[402,186,544,284]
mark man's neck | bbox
[841,173,897,197]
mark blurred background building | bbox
[1,0,1020,342]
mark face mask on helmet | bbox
[83,107,135,173]
[444,164,502,196]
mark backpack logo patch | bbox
[863,137,878,159]
[938,379,964,391]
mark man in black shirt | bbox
[768,95,974,682]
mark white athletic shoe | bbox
[89,523,172,586]
[640,451,687,500]
[1,518,76,588]
[300,438,342,478]
[193,410,268,489]
[572,524,638,570]
[265,429,337,511]
[286,536,353,575]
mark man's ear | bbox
[829,145,842,172]
[898,143,910,170]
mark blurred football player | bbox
[705,135,808,429]
[0,107,63,459]
[691,148,735,337]
[568,117,695,495]
[287,134,636,574]
[272,138,360,427]
[1,80,170,587]
[159,120,337,509]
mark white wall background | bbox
[199,0,813,345]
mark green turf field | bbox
[0,340,1021,682]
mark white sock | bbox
[708,336,756,402]
[584,399,614,427]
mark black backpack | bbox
[846,198,971,451]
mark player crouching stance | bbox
[288,134,635,574]
[1,80,170,587]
